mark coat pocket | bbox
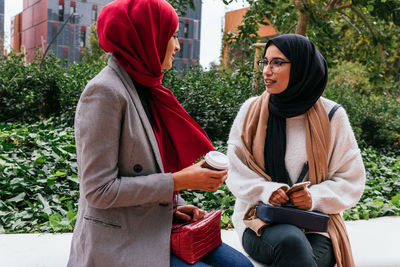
[83,215,122,229]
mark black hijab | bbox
[263,34,328,185]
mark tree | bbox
[224,0,400,96]
[81,23,107,66]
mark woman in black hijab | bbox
[226,34,366,267]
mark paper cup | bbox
[202,151,228,171]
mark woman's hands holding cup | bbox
[173,160,227,192]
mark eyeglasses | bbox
[257,59,291,73]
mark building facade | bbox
[11,0,110,63]
[174,0,201,70]
[11,0,202,70]
[222,7,276,67]
[0,0,4,54]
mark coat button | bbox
[133,164,143,173]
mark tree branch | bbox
[294,0,310,36]
[350,5,394,75]
[337,4,353,11]
[327,0,342,10]
[340,12,362,35]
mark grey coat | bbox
[68,57,178,267]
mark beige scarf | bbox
[241,91,354,267]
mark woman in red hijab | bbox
[67,0,253,266]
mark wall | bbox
[174,0,202,71]
[11,13,22,51]
[46,0,110,63]
[20,0,48,62]
[0,0,4,54]
[222,7,276,67]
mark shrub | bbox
[163,62,257,142]
[0,52,104,125]
[344,147,400,220]
[0,119,78,233]
[1,118,399,232]
[325,61,400,150]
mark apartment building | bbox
[11,0,109,63]
[11,0,202,70]
[174,0,201,70]
[0,0,4,54]
[222,7,276,67]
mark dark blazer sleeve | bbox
[75,81,174,209]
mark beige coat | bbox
[68,57,178,267]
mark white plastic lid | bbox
[204,151,229,170]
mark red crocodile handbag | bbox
[171,210,222,264]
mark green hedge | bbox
[0,52,104,125]
[325,61,400,150]
[0,119,78,233]
[163,63,256,141]
[1,53,399,150]
[0,53,399,233]
[1,121,399,233]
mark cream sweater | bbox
[226,96,366,240]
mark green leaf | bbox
[391,194,400,207]
[49,213,63,228]
[55,170,66,176]
[66,209,77,222]
[8,192,26,203]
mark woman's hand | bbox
[289,188,312,210]
[269,188,289,206]
[173,160,227,191]
[173,205,206,222]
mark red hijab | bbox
[97,0,213,173]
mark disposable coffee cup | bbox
[202,151,229,171]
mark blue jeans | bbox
[170,242,254,267]
[242,225,336,267]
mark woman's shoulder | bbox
[82,66,125,97]
[320,96,347,119]
[320,97,354,136]
[228,96,258,140]
[320,96,338,111]
[238,96,259,114]
[88,66,122,88]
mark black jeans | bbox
[242,225,336,267]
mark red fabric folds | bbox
[97,0,213,173]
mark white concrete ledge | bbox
[1,216,399,267]
[222,216,400,267]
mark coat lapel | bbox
[107,56,165,172]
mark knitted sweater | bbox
[226,96,366,240]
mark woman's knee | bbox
[273,225,311,252]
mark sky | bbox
[3,0,248,68]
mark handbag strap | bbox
[296,104,341,184]
[328,104,341,121]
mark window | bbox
[63,47,69,62]
[179,39,184,58]
[188,39,193,59]
[92,5,98,23]
[193,20,199,40]
[51,22,58,44]
[58,0,64,21]
[184,19,189,38]
[80,26,86,47]
[70,2,76,24]
[179,21,184,38]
